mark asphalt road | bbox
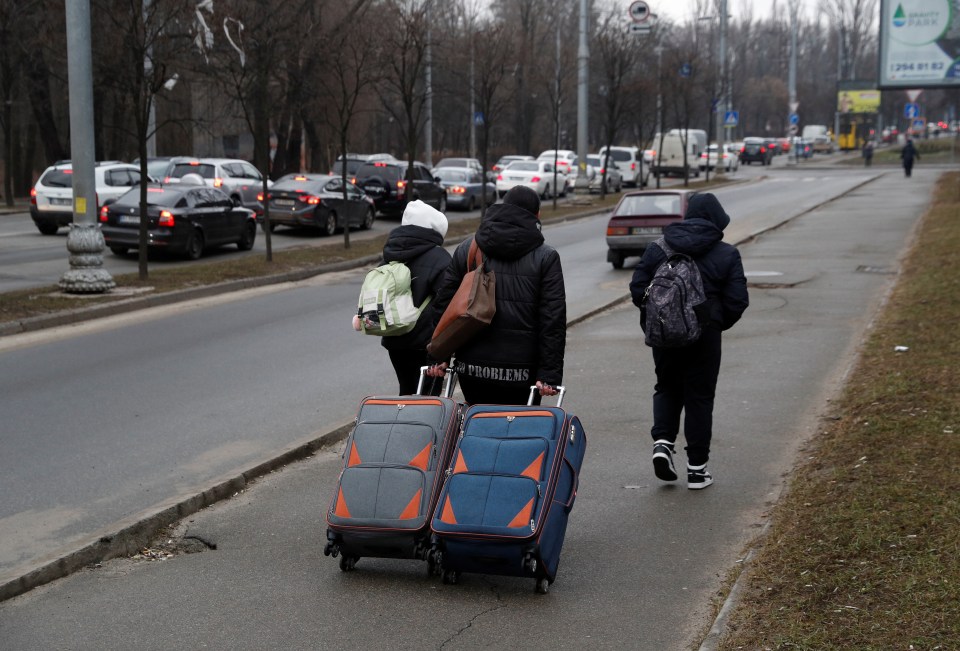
[0,164,939,649]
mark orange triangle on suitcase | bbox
[409,444,431,470]
[452,450,469,474]
[521,452,545,480]
[507,498,534,528]
[399,488,423,519]
[347,442,361,467]
[334,487,352,518]
[440,495,457,524]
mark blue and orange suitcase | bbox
[324,370,462,573]
[429,387,587,594]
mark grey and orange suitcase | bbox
[429,387,586,593]
[324,370,462,572]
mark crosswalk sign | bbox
[724,110,739,127]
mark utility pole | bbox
[574,0,589,194]
[60,0,114,294]
[788,0,799,165]
[424,22,433,167]
[717,0,727,156]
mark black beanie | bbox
[503,185,541,217]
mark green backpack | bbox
[356,261,431,336]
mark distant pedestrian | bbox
[901,138,919,177]
[427,185,566,406]
[629,193,749,489]
[862,140,874,167]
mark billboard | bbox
[879,0,960,88]
[837,89,882,113]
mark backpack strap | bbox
[467,238,484,272]
[652,237,675,258]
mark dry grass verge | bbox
[717,173,960,649]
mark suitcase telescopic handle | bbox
[527,384,566,407]
[418,364,458,398]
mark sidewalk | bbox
[0,169,937,649]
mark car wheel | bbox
[438,194,447,213]
[322,211,337,236]
[609,251,624,270]
[109,246,129,256]
[466,196,476,212]
[37,222,59,235]
[360,207,375,230]
[542,184,551,200]
[237,221,256,250]
[184,229,204,260]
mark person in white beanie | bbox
[378,200,452,395]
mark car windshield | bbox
[615,194,681,216]
[507,162,539,171]
[436,159,468,168]
[331,160,365,175]
[356,163,401,181]
[586,157,602,167]
[606,150,632,162]
[113,186,185,207]
[436,170,469,182]
[167,163,215,180]
[39,169,73,188]
[272,176,331,193]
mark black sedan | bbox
[99,183,257,260]
[261,174,376,234]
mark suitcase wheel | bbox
[323,542,339,558]
[427,554,440,577]
[339,555,359,572]
[535,577,549,595]
[441,569,460,585]
[523,553,537,575]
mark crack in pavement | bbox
[438,577,506,650]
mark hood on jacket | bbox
[401,199,448,238]
[684,192,730,231]
[474,200,545,261]
[382,224,444,263]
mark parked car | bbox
[496,159,567,199]
[794,138,814,158]
[260,173,375,234]
[536,149,578,177]
[162,157,270,213]
[329,154,371,179]
[132,156,177,181]
[353,160,447,216]
[30,161,146,235]
[492,154,534,173]
[431,157,483,176]
[433,167,496,211]
[99,181,257,260]
[597,145,647,187]
[763,137,781,156]
[699,144,740,172]
[605,189,691,269]
[585,154,623,193]
[739,137,773,165]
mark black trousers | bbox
[388,348,442,396]
[649,327,722,467]
[457,375,541,406]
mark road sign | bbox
[724,110,739,127]
[912,117,927,132]
[789,101,800,113]
[627,23,652,35]
[906,89,923,102]
[629,1,650,22]
[679,63,692,78]
[474,112,484,126]
[789,124,799,135]
[904,103,920,119]
[789,113,799,125]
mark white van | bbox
[597,145,649,187]
[652,132,702,178]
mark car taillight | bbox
[30,188,37,204]
[760,147,766,153]
[257,192,264,201]
[299,194,320,205]
[158,210,174,227]
[700,153,707,159]
[531,176,541,182]
[213,177,223,188]
[451,186,466,194]
[631,162,637,170]
[599,168,606,174]
[397,180,407,192]
[497,174,503,181]
[607,226,629,236]
[740,147,745,153]
[350,177,357,184]
[99,205,108,222]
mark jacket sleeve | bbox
[420,247,454,331]
[536,247,566,386]
[720,249,749,330]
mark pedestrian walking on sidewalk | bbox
[629,193,749,489]
[369,200,452,395]
[901,138,919,177]
[427,186,566,405]
[862,140,874,167]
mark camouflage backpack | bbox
[641,238,707,347]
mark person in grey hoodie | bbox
[629,193,749,489]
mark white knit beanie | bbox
[401,199,448,238]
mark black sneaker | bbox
[687,465,713,490]
[652,440,678,481]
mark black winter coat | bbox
[379,225,452,351]
[431,203,566,386]
[630,197,748,332]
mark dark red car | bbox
[605,189,691,269]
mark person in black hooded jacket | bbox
[375,200,452,395]
[629,192,748,489]
[427,186,566,405]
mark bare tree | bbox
[594,6,636,198]
[820,0,878,81]
[472,19,514,215]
